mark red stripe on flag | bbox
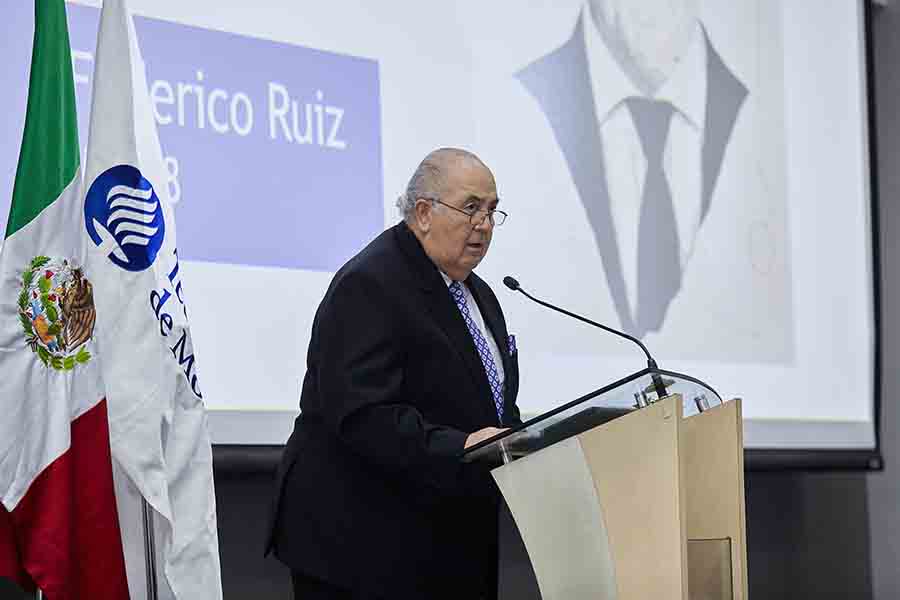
[0,399,130,599]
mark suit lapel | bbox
[700,25,748,223]
[394,224,498,424]
[516,11,636,334]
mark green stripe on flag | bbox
[6,0,80,239]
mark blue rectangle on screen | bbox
[2,4,384,272]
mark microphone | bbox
[502,275,669,400]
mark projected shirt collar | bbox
[582,5,707,130]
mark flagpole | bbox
[142,498,160,600]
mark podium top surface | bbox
[462,368,722,464]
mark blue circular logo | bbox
[84,164,165,272]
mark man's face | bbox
[588,0,700,94]
[418,161,498,281]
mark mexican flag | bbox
[1,0,222,598]
[0,1,130,598]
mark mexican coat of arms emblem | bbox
[16,256,96,370]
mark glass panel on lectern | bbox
[463,369,722,464]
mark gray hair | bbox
[396,148,486,222]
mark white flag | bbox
[83,1,222,598]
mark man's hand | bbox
[464,427,508,449]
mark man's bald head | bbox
[398,148,491,222]
[399,148,500,281]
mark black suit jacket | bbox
[266,222,521,599]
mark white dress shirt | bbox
[584,8,706,320]
[440,272,505,389]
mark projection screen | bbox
[0,1,877,462]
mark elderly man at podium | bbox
[266,148,522,600]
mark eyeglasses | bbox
[432,199,508,227]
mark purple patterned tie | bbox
[448,281,504,421]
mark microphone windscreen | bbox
[503,276,520,291]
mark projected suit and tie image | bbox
[502,0,793,360]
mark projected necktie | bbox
[449,281,504,421]
[627,97,682,335]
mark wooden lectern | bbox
[464,371,748,600]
